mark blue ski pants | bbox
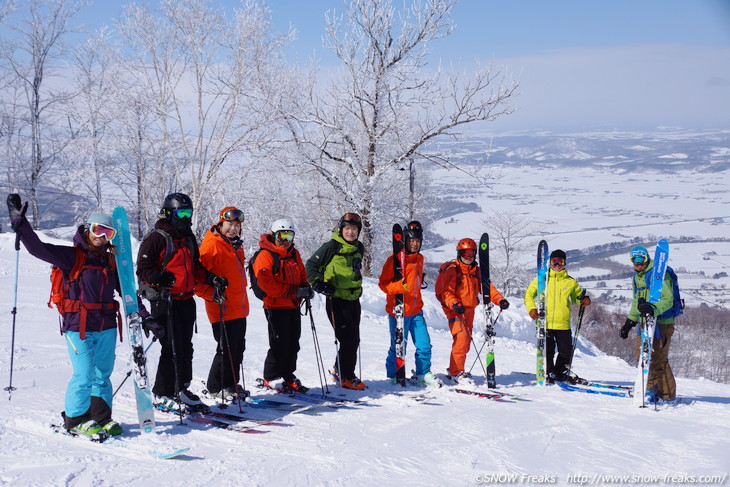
[385,312,432,377]
[64,329,117,418]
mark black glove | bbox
[452,302,465,314]
[312,280,335,297]
[638,300,656,317]
[149,270,176,288]
[142,316,165,340]
[7,194,28,230]
[296,286,314,299]
[620,318,637,339]
[499,299,510,310]
[212,275,228,290]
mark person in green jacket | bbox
[619,245,676,402]
[306,213,367,390]
[524,249,590,383]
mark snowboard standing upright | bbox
[392,224,407,387]
[535,240,549,386]
[112,206,155,434]
[479,233,497,388]
[634,238,669,407]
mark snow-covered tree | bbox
[279,0,518,274]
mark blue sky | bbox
[66,0,730,131]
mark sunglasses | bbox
[221,208,244,223]
[275,230,295,242]
[631,255,648,265]
[173,208,193,219]
[89,223,116,240]
[550,257,565,267]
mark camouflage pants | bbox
[635,322,676,400]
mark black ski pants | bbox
[206,317,247,393]
[546,328,572,379]
[151,297,196,398]
[263,308,301,382]
[326,297,361,380]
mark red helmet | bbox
[457,238,477,252]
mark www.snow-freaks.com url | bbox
[473,473,728,484]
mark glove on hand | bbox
[529,308,539,321]
[7,194,28,230]
[638,300,656,317]
[142,317,165,340]
[581,296,591,307]
[149,271,176,288]
[499,299,510,310]
[296,286,314,299]
[312,280,335,297]
[452,302,465,314]
[620,318,637,339]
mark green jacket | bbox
[305,231,364,301]
[524,269,584,331]
[627,260,675,325]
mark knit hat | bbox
[549,249,566,262]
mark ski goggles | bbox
[275,230,295,242]
[341,213,361,225]
[459,249,476,258]
[89,223,116,240]
[550,257,565,267]
[220,207,244,223]
[631,254,649,265]
[173,208,193,219]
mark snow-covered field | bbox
[2,132,730,486]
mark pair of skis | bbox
[635,239,669,408]
[391,227,497,388]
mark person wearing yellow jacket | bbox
[195,207,249,400]
[524,249,590,383]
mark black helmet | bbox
[160,193,193,221]
[403,220,423,241]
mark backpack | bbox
[434,260,462,307]
[247,249,280,300]
[137,228,196,301]
[633,265,685,319]
[48,247,121,339]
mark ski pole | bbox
[218,307,226,408]
[4,233,21,400]
[219,300,243,413]
[164,289,184,424]
[566,290,587,378]
[306,298,329,395]
[460,312,488,378]
[468,308,503,375]
[113,340,155,398]
[327,297,343,391]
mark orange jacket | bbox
[379,252,424,317]
[440,259,505,310]
[195,226,249,322]
[252,234,309,309]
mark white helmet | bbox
[270,218,295,234]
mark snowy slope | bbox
[0,231,729,486]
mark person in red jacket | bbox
[253,218,313,392]
[195,207,249,401]
[378,221,441,387]
[439,238,509,385]
[136,193,226,411]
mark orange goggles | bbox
[275,230,295,242]
[550,257,565,267]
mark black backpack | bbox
[247,249,280,300]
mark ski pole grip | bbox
[14,233,20,251]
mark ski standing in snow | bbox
[379,221,442,388]
[306,212,367,391]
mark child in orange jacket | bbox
[439,238,509,384]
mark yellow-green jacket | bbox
[627,260,675,325]
[524,269,584,330]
